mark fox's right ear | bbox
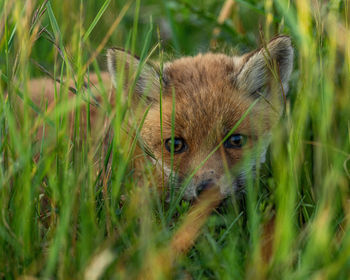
[107,48,161,101]
[236,36,294,101]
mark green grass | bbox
[1,0,350,279]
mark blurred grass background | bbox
[1,0,350,279]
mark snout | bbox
[196,179,214,195]
[193,169,219,196]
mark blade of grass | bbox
[83,0,111,42]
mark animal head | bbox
[107,36,293,200]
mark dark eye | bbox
[165,137,187,154]
[224,134,247,149]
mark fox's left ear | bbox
[107,48,161,102]
[236,36,294,100]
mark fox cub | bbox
[106,36,293,200]
[28,36,293,200]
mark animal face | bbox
[107,36,293,200]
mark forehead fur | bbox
[163,53,239,92]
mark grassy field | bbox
[1,0,350,279]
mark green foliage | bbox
[0,0,350,279]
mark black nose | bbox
[196,179,214,196]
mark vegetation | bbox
[0,0,349,278]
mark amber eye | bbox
[165,137,187,154]
[224,134,247,149]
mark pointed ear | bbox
[236,36,294,99]
[106,48,161,101]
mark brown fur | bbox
[107,36,293,199]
